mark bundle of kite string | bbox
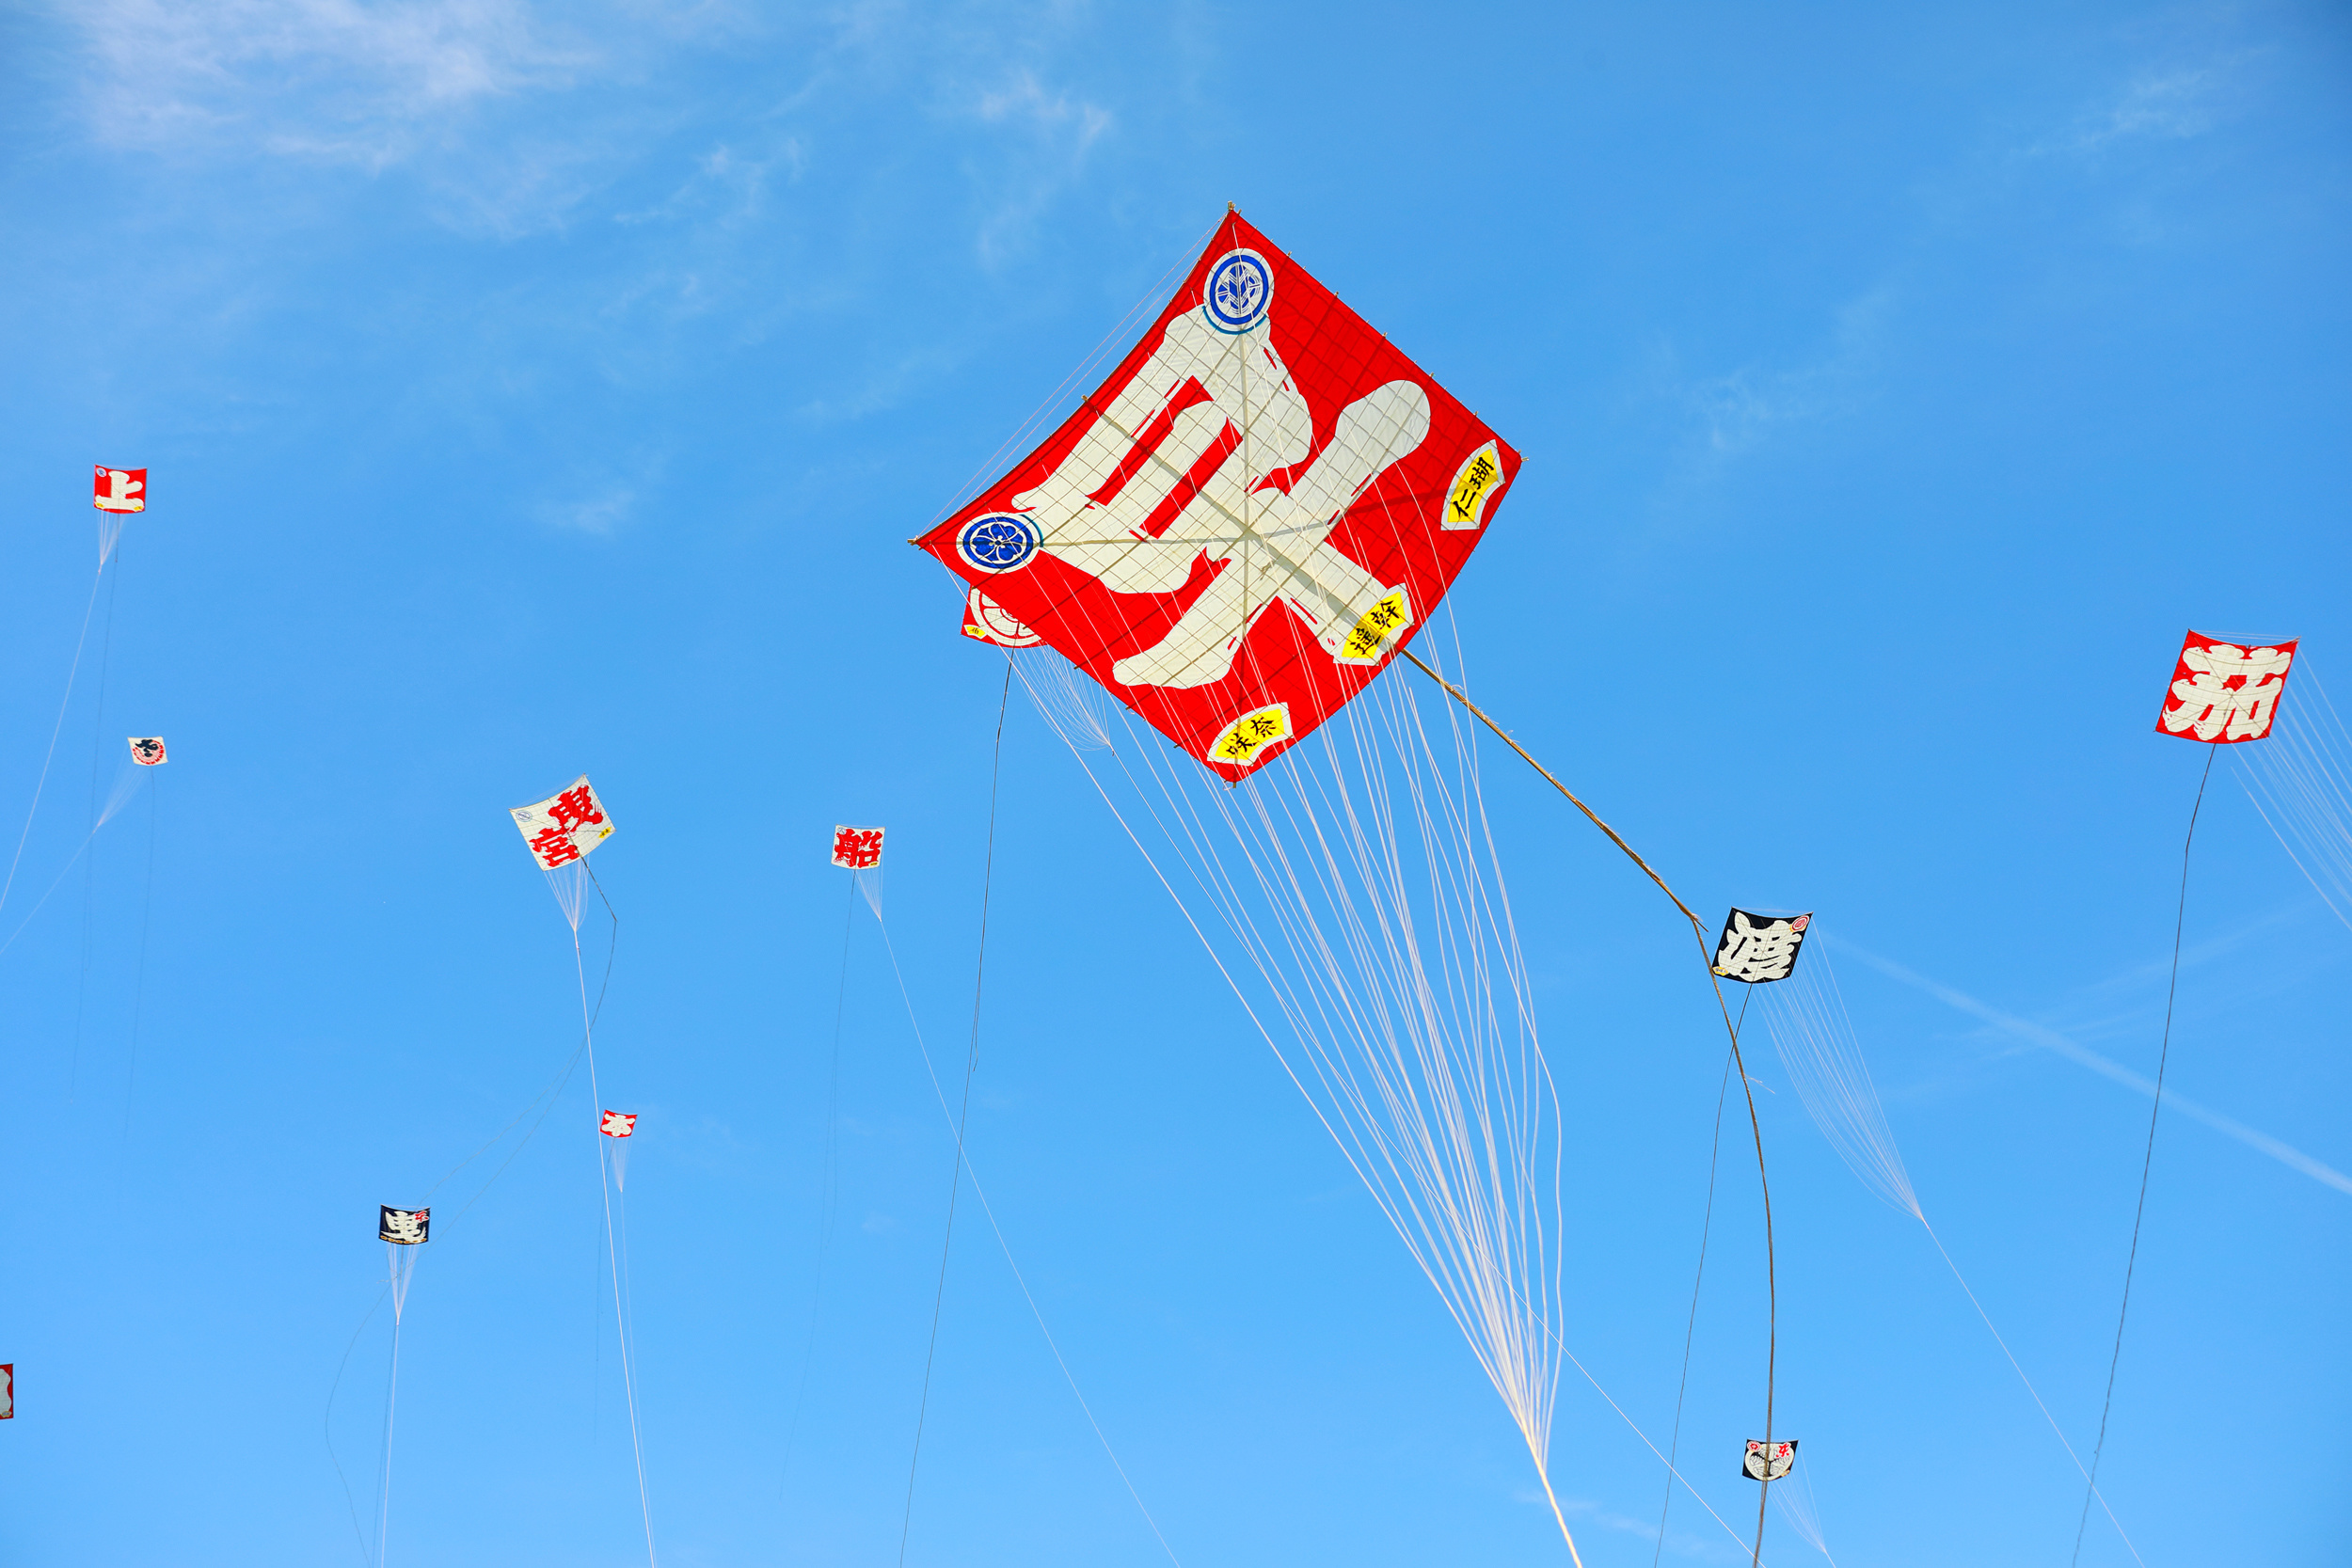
[2236,663,2352,935]
[1015,647,1573,1541]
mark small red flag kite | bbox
[914,213,1519,776]
[600,1110,637,1138]
[94,467,146,514]
[0,1363,13,1419]
[2157,630,2297,744]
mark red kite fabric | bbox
[2157,630,2297,744]
[93,467,146,514]
[831,826,883,869]
[600,1110,637,1138]
[961,587,1042,648]
[916,213,1519,775]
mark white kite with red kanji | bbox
[831,826,883,869]
[511,776,615,869]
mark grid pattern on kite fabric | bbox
[1009,634,1573,1542]
[2235,661,2352,935]
[923,213,1516,773]
[1754,943,1921,1222]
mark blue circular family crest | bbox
[957,513,1041,573]
[1202,249,1273,333]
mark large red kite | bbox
[2157,630,2297,744]
[917,214,1519,774]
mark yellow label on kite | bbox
[1208,704,1293,768]
[1443,441,1504,531]
[1337,589,1414,663]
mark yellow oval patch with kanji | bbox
[1337,588,1414,664]
[1207,703,1293,768]
[1442,440,1504,531]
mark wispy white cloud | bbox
[537,483,635,535]
[68,0,591,163]
[1660,285,1893,474]
[962,67,1115,266]
[2043,65,2232,157]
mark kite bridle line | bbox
[572,860,657,1568]
[1396,646,1782,1568]
[2071,741,2218,1568]
[0,554,111,926]
[898,659,1014,1568]
[1654,992,1744,1568]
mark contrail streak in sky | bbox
[1830,937,2352,1199]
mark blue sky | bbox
[2,3,2347,1564]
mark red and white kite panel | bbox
[128,736,167,767]
[510,776,615,868]
[600,1110,638,1138]
[0,1363,13,1419]
[94,467,146,514]
[917,213,1520,775]
[2157,630,2297,744]
[961,588,1042,648]
[831,825,883,869]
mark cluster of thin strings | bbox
[1019,653,1566,1485]
[386,1243,420,1322]
[1754,932,2144,1564]
[98,513,126,566]
[1016,649,1115,751]
[544,862,586,932]
[1773,1459,1836,1566]
[2236,665,2352,936]
[1756,943,1922,1222]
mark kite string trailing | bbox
[898,660,1012,1568]
[0,556,109,926]
[1654,1003,1742,1568]
[1395,646,1780,1568]
[1016,654,1583,1560]
[1759,947,2143,1562]
[2234,659,2352,935]
[1020,666,1784,1566]
[2072,745,2217,1566]
[871,912,1184,1568]
[782,875,859,1491]
[573,863,656,1568]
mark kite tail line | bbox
[1399,647,1781,1568]
[575,866,656,1568]
[1655,999,1743,1568]
[898,660,1013,1568]
[782,875,860,1490]
[0,558,108,924]
[2072,744,2217,1566]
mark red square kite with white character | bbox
[916,212,1519,776]
[2156,630,2297,744]
[94,467,146,514]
